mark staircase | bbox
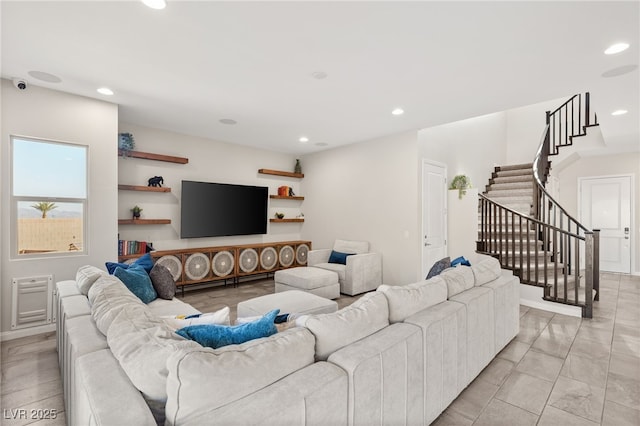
[477,93,600,318]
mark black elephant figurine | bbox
[148,176,164,187]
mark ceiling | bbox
[2,1,638,155]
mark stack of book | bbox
[118,240,152,256]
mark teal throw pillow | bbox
[114,264,158,304]
[106,253,154,275]
[176,309,279,349]
[451,256,471,267]
[328,250,354,265]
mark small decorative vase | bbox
[294,159,302,174]
[133,212,140,220]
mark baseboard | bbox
[519,283,582,318]
[0,324,56,342]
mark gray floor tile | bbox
[477,357,515,386]
[515,348,564,383]
[531,327,574,359]
[538,405,599,426]
[431,409,473,426]
[497,340,530,364]
[473,399,538,426]
[569,335,611,361]
[548,375,605,423]
[608,352,640,380]
[495,371,553,415]
[602,399,640,426]
[560,352,609,388]
[606,371,640,410]
[448,377,499,421]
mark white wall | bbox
[505,97,567,164]
[1,80,118,334]
[418,111,508,195]
[300,131,421,285]
[556,152,640,275]
[117,123,300,249]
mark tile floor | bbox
[0,272,638,426]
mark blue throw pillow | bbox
[451,256,471,267]
[328,250,354,265]
[106,253,154,274]
[176,309,279,349]
[114,264,157,304]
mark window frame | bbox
[10,135,89,259]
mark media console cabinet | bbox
[118,240,311,290]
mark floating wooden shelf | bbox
[118,219,171,225]
[118,149,188,164]
[258,169,304,178]
[118,184,171,192]
[269,195,304,200]
[270,218,304,223]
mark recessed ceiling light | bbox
[601,64,638,78]
[611,109,628,116]
[142,0,166,10]
[28,70,61,83]
[392,108,404,116]
[97,87,114,96]
[219,119,237,125]
[605,42,630,55]
[311,71,328,80]
[299,137,309,143]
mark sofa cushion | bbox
[165,327,316,424]
[89,276,145,335]
[440,265,475,298]
[114,265,158,304]
[147,297,200,318]
[334,239,369,254]
[299,292,389,361]
[176,309,278,349]
[471,255,502,286]
[76,265,106,295]
[107,304,201,424]
[312,262,346,283]
[149,263,176,300]
[377,277,448,323]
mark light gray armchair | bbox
[308,239,382,296]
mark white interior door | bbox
[422,160,447,278]
[579,175,632,273]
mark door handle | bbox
[425,243,432,246]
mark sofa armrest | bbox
[75,349,156,426]
[308,249,331,266]
[344,252,382,295]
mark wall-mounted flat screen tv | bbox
[181,180,268,238]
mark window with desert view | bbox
[12,136,87,257]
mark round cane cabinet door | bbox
[260,246,278,270]
[156,255,182,281]
[279,245,295,268]
[295,243,310,265]
[239,248,258,273]
[212,250,234,277]
[184,252,210,281]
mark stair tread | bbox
[498,163,534,171]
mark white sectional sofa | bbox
[56,254,519,426]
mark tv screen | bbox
[180,180,268,238]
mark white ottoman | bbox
[274,267,340,299]
[237,290,338,319]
